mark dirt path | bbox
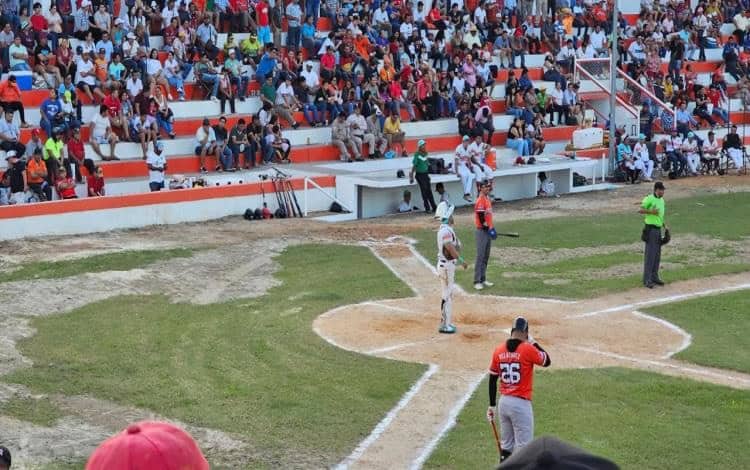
[315,240,750,470]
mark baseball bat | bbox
[286,179,303,217]
[271,179,285,215]
[490,420,502,461]
[284,180,297,217]
[280,178,293,217]
[497,232,520,238]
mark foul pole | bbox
[608,1,619,175]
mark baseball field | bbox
[0,178,748,469]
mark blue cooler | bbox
[8,71,32,91]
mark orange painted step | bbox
[496,68,543,82]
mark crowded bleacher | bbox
[0,0,748,205]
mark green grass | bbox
[3,248,194,282]
[426,368,749,470]
[1,396,64,426]
[646,290,750,373]
[3,244,424,466]
[412,193,750,299]
[37,460,88,470]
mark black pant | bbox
[415,172,436,213]
[29,181,52,201]
[643,225,662,286]
[0,100,26,123]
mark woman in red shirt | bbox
[56,167,77,199]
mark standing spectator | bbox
[146,141,168,191]
[195,118,219,173]
[67,126,86,183]
[73,0,92,40]
[255,0,272,46]
[43,129,65,186]
[224,49,248,102]
[230,0,254,32]
[331,113,360,162]
[473,179,495,289]
[254,47,277,83]
[0,23,14,72]
[129,112,158,160]
[0,109,25,156]
[285,0,302,51]
[195,16,219,59]
[408,139,437,214]
[39,89,64,138]
[301,15,319,58]
[89,104,119,161]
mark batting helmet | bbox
[511,316,529,333]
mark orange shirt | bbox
[379,65,396,82]
[354,36,371,59]
[95,57,108,82]
[0,79,21,102]
[489,340,547,401]
[26,158,47,184]
[474,193,493,229]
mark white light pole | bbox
[608,1,619,175]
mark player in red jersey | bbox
[486,316,551,462]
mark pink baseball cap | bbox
[85,421,209,470]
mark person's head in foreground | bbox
[496,435,619,469]
[85,421,208,470]
[0,446,10,470]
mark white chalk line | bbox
[367,328,512,356]
[568,282,750,319]
[364,243,423,298]
[409,372,486,470]
[334,364,440,470]
[360,301,413,314]
[630,310,693,359]
[570,346,750,388]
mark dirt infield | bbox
[0,176,749,468]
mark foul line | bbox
[568,282,750,319]
[364,243,422,298]
[630,310,692,359]
[571,346,750,388]
[334,364,440,470]
[409,373,486,470]
[360,301,413,314]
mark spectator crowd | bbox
[0,0,748,204]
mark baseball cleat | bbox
[483,281,495,287]
[474,283,484,290]
[439,325,457,334]
[653,279,665,286]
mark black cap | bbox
[498,436,619,469]
[202,118,210,125]
[7,75,15,81]
[0,446,11,467]
[654,181,665,191]
[511,316,529,333]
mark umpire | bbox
[639,181,666,288]
[409,139,437,214]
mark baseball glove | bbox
[660,228,671,245]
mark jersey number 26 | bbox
[500,362,521,384]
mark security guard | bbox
[409,139,437,214]
[639,181,666,288]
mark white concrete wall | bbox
[0,185,336,240]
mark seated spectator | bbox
[103,86,129,141]
[675,102,698,138]
[85,160,106,197]
[145,49,172,100]
[366,109,387,159]
[254,47,278,83]
[474,105,495,144]
[229,118,251,169]
[331,113,361,162]
[213,116,234,171]
[164,50,190,101]
[1,151,26,205]
[55,167,77,199]
[682,132,701,176]
[663,128,687,176]
[702,131,721,175]
[75,50,106,102]
[0,109,25,157]
[147,141,168,191]
[632,134,654,182]
[347,104,376,159]
[383,112,406,157]
[26,148,52,201]
[507,117,530,156]
[398,189,416,212]
[195,118,220,173]
[25,128,43,157]
[40,89,65,138]
[0,75,29,128]
[264,124,291,164]
[130,112,158,160]
[34,33,62,89]
[194,53,220,102]
[294,76,323,128]
[8,35,30,71]
[90,105,120,161]
[151,86,175,139]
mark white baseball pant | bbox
[635,158,654,179]
[728,148,743,168]
[498,395,534,453]
[437,259,456,329]
[457,162,476,196]
[686,152,700,174]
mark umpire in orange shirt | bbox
[473,180,495,290]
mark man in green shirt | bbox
[43,129,65,186]
[639,181,666,288]
[409,139,437,214]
